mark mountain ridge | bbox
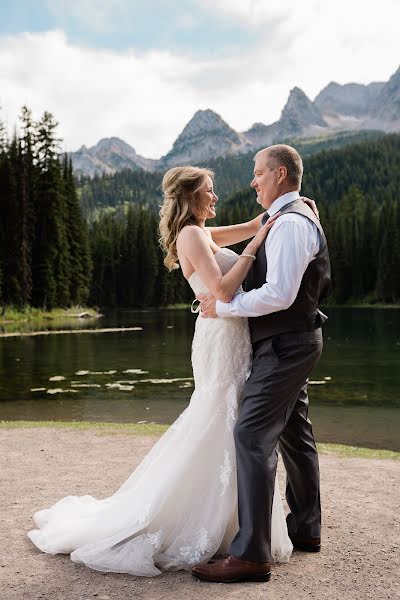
[69,66,400,177]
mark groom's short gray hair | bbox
[255,144,303,189]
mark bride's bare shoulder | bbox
[177,225,207,248]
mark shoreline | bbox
[0,326,144,338]
[1,301,399,320]
[322,303,400,309]
[1,303,398,334]
[0,305,101,326]
[1,419,399,460]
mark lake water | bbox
[0,307,399,451]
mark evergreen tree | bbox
[0,108,7,152]
[135,207,158,307]
[32,111,70,308]
[377,202,400,302]
[0,256,3,307]
[0,110,8,308]
[118,203,139,306]
[16,106,36,305]
[63,156,91,304]
[393,202,400,301]
[342,185,365,299]
[1,105,400,311]
[361,197,378,296]
[89,212,123,307]
[1,134,22,305]
[88,220,111,307]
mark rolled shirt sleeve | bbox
[216,215,319,318]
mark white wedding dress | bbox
[28,248,293,576]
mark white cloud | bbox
[0,29,295,156]
[0,0,399,158]
[201,0,400,89]
[201,0,291,28]
[0,30,201,157]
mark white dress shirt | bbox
[216,191,320,318]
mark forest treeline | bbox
[0,108,91,309]
[78,169,162,217]
[76,130,388,212]
[88,186,400,308]
[89,204,192,308]
[223,133,400,208]
[87,133,400,306]
[0,108,399,310]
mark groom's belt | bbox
[248,309,327,343]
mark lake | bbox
[0,307,399,451]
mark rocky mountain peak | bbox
[372,65,400,122]
[175,109,241,145]
[279,87,327,136]
[70,137,158,177]
[162,109,247,166]
[68,66,400,177]
[315,81,385,119]
[96,137,137,155]
[286,86,309,102]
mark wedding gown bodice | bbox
[187,248,249,390]
[28,245,293,576]
[187,247,242,296]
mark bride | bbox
[28,166,298,576]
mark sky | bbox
[0,0,399,158]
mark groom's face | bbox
[251,153,280,209]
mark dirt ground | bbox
[1,427,399,600]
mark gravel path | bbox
[1,427,399,600]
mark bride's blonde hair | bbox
[159,166,214,271]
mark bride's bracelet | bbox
[240,253,256,261]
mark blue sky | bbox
[0,1,260,56]
[0,0,399,157]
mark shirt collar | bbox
[267,191,300,216]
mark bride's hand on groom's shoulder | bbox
[250,212,281,253]
[301,197,320,220]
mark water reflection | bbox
[0,307,399,451]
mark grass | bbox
[316,442,399,460]
[0,419,168,436]
[164,303,190,310]
[1,420,399,460]
[0,305,101,324]
[323,303,400,309]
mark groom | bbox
[193,144,331,583]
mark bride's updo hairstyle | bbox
[159,166,214,271]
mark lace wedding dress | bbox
[28,248,293,576]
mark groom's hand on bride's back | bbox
[301,197,319,220]
[197,293,218,318]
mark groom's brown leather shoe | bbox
[290,535,321,552]
[191,555,271,583]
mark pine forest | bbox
[1,107,399,311]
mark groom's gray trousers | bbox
[229,328,322,563]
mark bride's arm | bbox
[207,197,320,247]
[206,213,262,247]
[177,216,279,303]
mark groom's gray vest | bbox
[245,199,331,343]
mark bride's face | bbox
[196,176,218,221]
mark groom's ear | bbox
[277,165,287,184]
